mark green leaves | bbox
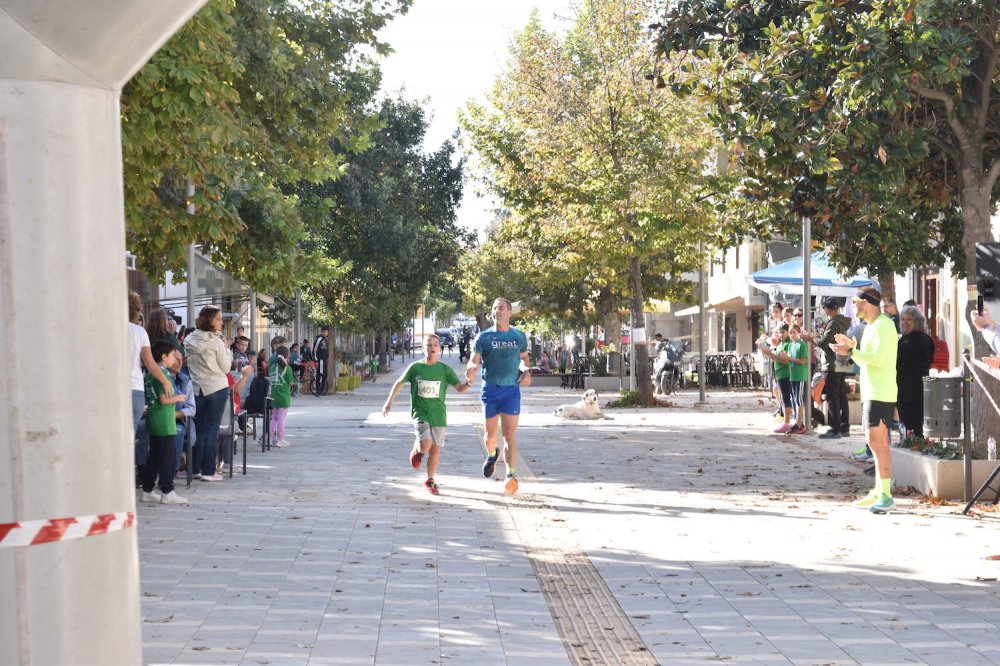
[121,0,410,292]
[652,0,998,278]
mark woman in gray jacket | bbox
[184,306,233,481]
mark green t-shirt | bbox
[143,369,177,437]
[269,362,295,409]
[788,340,810,382]
[851,314,898,403]
[772,340,791,380]
[400,361,462,427]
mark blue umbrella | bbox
[747,252,879,297]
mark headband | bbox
[855,290,880,307]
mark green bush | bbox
[605,390,640,408]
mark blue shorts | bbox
[481,384,521,418]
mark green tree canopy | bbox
[462,0,716,405]
[305,97,468,335]
[121,0,409,292]
[652,0,998,281]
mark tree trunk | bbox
[598,287,621,349]
[628,254,655,406]
[378,331,388,371]
[475,303,489,331]
[959,152,1000,458]
[878,274,896,303]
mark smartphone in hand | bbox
[978,294,984,316]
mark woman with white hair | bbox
[896,305,935,438]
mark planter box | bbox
[351,375,361,389]
[527,374,565,387]
[891,447,998,499]
[584,376,624,392]
[335,376,350,392]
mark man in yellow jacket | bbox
[833,286,898,514]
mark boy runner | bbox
[466,298,532,496]
[382,335,471,494]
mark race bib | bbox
[416,379,441,398]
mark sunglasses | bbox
[793,313,803,317]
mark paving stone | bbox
[137,368,1000,664]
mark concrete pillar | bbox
[0,2,208,663]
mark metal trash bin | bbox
[606,351,621,374]
[923,377,962,439]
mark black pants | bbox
[315,358,328,394]
[825,371,850,434]
[142,434,176,494]
[898,399,923,438]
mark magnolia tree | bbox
[653,0,998,446]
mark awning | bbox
[747,252,879,297]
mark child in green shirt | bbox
[382,334,471,494]
[787,324,811,433]
[141,342,188,504]
[269,346,296,448]
[758,324,796,433]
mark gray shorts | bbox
[414,421,447,448]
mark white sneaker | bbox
[278,439,289,448]
[160,491,188,505]
[139,490,161,503]
[200,473,224,482]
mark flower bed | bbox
[891,446,997,499]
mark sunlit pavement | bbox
[138,353,1000,665]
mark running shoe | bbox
[424,478,439,495]
[502,475,519,497]
[200,473,224,482]
[410,447,423,469]
[139,490,162,503]
[850,446,868,458]
[160,491,188,505]
[774,423,792,434]
[852,491,880,508]
[817,430,840,439]
[483,450,499,478]
[869,495,895,514]
[788,423,806,434]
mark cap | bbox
[820,297,843,309]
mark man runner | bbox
[467,298,531,496]
[832,287,898,514]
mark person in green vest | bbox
[787,323,811,434]
[140,341,189,505]
[269,346,296,448]
[758,324,794,433]
[382,334,472,494]
[833,287,899,514]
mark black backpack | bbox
[244,375,270,415]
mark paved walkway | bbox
[139,355,1000,665]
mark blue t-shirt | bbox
[474,326,528,386]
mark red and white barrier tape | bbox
[0,512,135,549]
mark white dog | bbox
[554,389,612,420]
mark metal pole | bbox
[802,217,812,434]
[698,241,707,403]
[249,290,256,353]
[186,243,196,329]
[962,349,972,502]
[186,183,196,329]
[294,290,301,346]
[629,312,635,392]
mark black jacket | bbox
[897,330,934,403]
[816,314,851,371]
